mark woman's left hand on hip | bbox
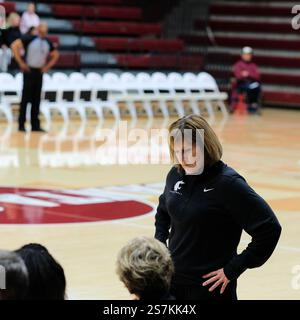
[202,268,230,294]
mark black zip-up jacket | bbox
[155,161,281,284]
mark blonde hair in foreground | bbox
[168,114,223,171]
[116,236,174,298]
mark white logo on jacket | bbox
[174,181,185,191]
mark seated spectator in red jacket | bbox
[233,47,261,113]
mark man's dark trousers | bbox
[19,68,43,130]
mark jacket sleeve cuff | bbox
[223,262,247,281]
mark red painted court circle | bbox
[0,187,153,224]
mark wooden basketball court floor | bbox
[0,108,299,300]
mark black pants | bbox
[170,280,237,300]
[237,80,261,105]
[19,68,43,129]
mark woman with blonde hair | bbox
[6,12,21,28]
[155,114,281,300]
[1,12,21,71]
[3,12,21,47]
[116,236,175,300]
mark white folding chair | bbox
[52,72,87,122]
[182,73,215,118]
[68,74,103,120]
[87,73,121,121]
[183,72,197,82]
[197,72,228,117]
[86,72,102,83]
[136,72,151,83]
[69,72,86,83]
[0,73,21,105]
[136,72,169,118]
[168,72,201,116]
[0,73,18,123]
[41,75,69,128]
[120,72,154,119]
[120,72,135,82]
[102,73,132,119]
[52,72,69,83]
[15,72,23,86]
[152,72,185,117]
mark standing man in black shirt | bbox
[11,22,59,132]
[155,114,281,300]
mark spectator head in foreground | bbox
[15,243,66,300]
[0,250,29,300]
[116,236,174,300]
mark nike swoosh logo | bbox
[203,188,214,192]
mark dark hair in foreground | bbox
[15,243,66,300]
[0,250,29,300]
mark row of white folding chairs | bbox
[0,72,120,125]
[107,71,228,119]
[0,71,228,125]
[40,71,228,123]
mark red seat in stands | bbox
[94,38,184,52]
[52,5,142,20]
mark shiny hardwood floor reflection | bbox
[0,109,299,299]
